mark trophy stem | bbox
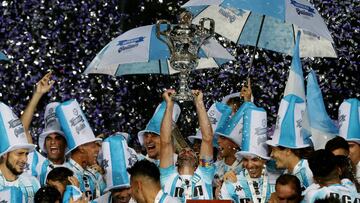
[172,69,193,101]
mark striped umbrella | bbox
[182,0,337,73]
[84,24,235,76]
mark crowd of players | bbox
[0,72,359,203]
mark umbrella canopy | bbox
[182,0,337,58]
[84,24,235,76]
[0,51,8,61]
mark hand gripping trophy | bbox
[156,11,215,101]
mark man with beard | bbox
[56,99,105,200]
[213,80,253,197]
[137,101,181,167]
[220,106,278,203]
[159,89,215,202]
[21,72,68,185]
[266,95,314,192]
[0,102,40,202]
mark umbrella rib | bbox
[236,11,252,45]
[292,24,296,45]
[158,60,162,74]
[248,15,265,77]
[196,5,209,15]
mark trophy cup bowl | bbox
[156,12,215,101]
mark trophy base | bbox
[172,91,193,101]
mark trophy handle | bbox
[156,19,171,36]
[156,19,174,54]
[199,18,215,35]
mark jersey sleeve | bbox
[159,165,177,188]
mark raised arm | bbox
[193,90,213,160]
[21,72,54,143]
[241,77,252,102]
[159,89,176,168]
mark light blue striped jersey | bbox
[25,150,66,186]
[154,190,182,203]
[285,159,313,191]
[220,170,277,203]
[0,186,25,203]
[214,159,243,186]
[303,179,360,203]
[0,171,40,203]
[65,159,106,200]
[160,165,215,203]
[62,185,83,203]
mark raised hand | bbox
[162,89,176,104]
[240,77,252,102]
[35,71,55,95]
[192,89,204,106]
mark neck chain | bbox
[244,165,268,203]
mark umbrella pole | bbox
[247,15,265,78]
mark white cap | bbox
[38,102,67,154]
[236,107,269,160]
[55,99,101,155]
[189,102,232,147]
[215,102,256,147]
[266,94,311,149]
[137,101,181,146]
[0,102,35,157]
[102,134,138,192]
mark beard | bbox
[6,158,23,176]
[177,155,198,168]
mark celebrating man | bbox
[0,102,40,202]
[160,89,215,202]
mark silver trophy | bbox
[156,11,215,101]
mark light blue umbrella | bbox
[84,24,235,76]
[0,51,9,61]
[182,0,337,59]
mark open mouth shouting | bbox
[49,146,60,155]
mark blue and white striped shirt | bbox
[65,159,106,200]
[25,151,66,186]
[160,165,215,203]
[220,170,277,203]
[303,179,360,203]
[0,171,40,203]
[286,159,313,191]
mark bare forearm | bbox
[21,92,44,143]
[160,103,174,144]
[21,92,43,130]
[160,93,175,168]
[195,100,213,143]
